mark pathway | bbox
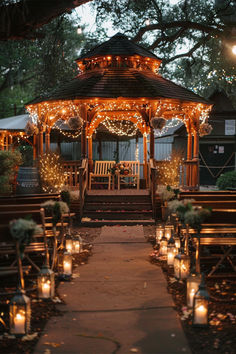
[34,225,191,354]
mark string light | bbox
[39,153,65,193]
[101,118,138,137]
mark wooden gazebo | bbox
[26,33,212,189]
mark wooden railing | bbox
[79,158,88,220]
[63,161,81,188]
[149,158,157,219]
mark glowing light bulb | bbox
[232,45,236,55]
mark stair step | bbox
[84,211,153,220]
[86,195,151,203]
[81,219,156,226]
[84,203,152,211]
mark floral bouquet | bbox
[109,163,120,175]
[119,163,132,175]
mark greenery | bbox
[0,150,22,194]
[61,190,71,207]
[216,170,236,190]
[41,200,69,226]
[9,217,42,256]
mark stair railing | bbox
[79,158,88,220]
[149,158,157,220]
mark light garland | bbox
[101,118,138,137]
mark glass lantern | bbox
[174,250,190,280]
[37,264,55,299]
[164,216,174,241]
[193,275,209,327]
[174,235,181,250]
[186,273,201,308]
[65,233,73,254]
[58,248,73,278]
[9,289,31,336]
[159,235,168,256]
[73,234,83,254]
[156,224,164,244]
[167,235,178,266]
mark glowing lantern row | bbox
[58,248,73,278]
[65,234,82,254]
[186,273,201,308]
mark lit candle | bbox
[42,282,50,298]
[74,241,80,254]
[156,229,163,241]
[175,238,181,249]
[63,261,72,275]
[66,240,73,253]
[181,263,188,279]
[14,313,25,334]
[167,251,174,265]
[165,230,171,240]
[195,305,207,324]
[189,288,195,307]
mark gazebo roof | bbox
[31,68,209,104]
[77,32,160,61]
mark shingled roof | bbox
[29,33,210,106]
[31,68,209,105]
[77,32,160,61]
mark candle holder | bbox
[9,289,31,336]
[174,234,181,249]
[193,275,209,327]
[65,233,73,254]
[156,224,164,244]
[159,235,168,256]
[167,235,178,266]
[186,272,201,308]
[164,216,174,241]
[58,247,73,280]
[73,234,83,254]
[174,249,190,280]
[37,264,55,299]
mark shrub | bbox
[0,150,22,194]
[216,171,236,190]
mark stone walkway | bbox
[34,225,191,354]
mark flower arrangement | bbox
[199,122,213,137]
[150,117,166,130]
[168,199,211,231]
[159,185,179,202]
[10,218,42,256]
[25,120,38,136]
[68,117,82,130]
[41,200,69,226]
[109,163,132,175]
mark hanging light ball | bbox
[68,117,82,130]
[150,117,166,130]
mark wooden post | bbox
[88,136,93,171]
[143,133,148,184]
[150,127,155,159]
[186,133,192,186]
[33,134,37,162]
[45,128,51,153]
[81,123,86,159]
[193,130,199,188]
[9,134,13,149]
[39,127,44,157]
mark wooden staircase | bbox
[81,190,155,226]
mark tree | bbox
[92,0,236,100]
[0,0,92,40]
[0,15,86,117]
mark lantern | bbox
[186,273,201,308]
[65,233,73,254]
[193,275,209,327]
[174,235,181,249]
[159,235,168,256]
[58,248,73,278]
[9,289,31,336]
[174,250,190,280]
[73,234,83,254]
[167,235,178,266]
[37,264,55,299]
[164,216,174,240]
[156,224,164,244]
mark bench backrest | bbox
[0,209,44,226]
[93,161,115,175]
[120,161,140,175]
[0,194,60,205]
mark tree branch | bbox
[0,0,91,40]
[133,20,223,43]
[149,27,187,50]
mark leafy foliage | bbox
[216,171,236,190]
[0,150,22,194]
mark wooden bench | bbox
[0,193,60,205]
[118,161,140,190]
[89,160,115,190]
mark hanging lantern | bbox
[58,248,73,278]
[186,273,201,308]
[193,275,209,327]
[174,249,190,280]
[159,235,168,256]
[164,216,174,240]
[9,290,31,336]
[37,264,55,299]
[167,235,178,266]
[65,233,74,254]
[156,224,164,244]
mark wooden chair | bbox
[89,160,115,190]
[118,161,140,190]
